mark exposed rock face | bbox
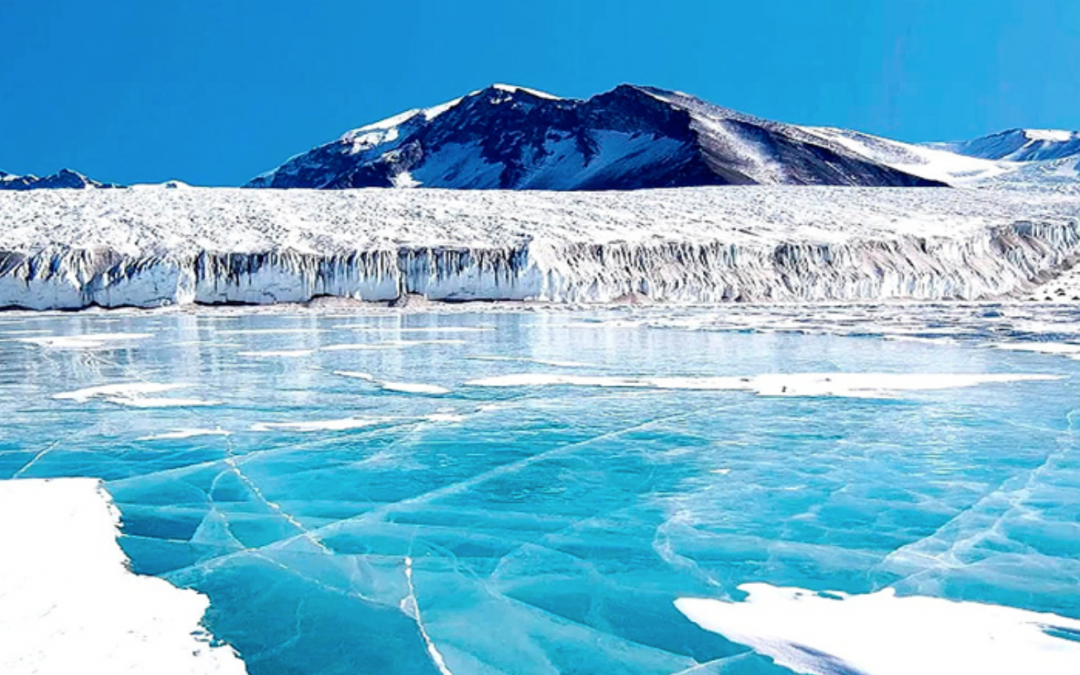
[0,169,120,191]
[247,84,945,190]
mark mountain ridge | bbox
[0,168,120,191]
[247,83,947,190]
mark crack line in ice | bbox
[165,404,741,577]
[221,435,334,556]
[402,556,455,675]
[877,405,1079,587]
[11,438,65,479]
[250,551,380,606]
[664,652,757,675]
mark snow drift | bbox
[1,185,1078,310]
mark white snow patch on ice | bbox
[322,339,466,352]
[250,418,384,433]
[465,372,1060,398]
[54,382,191,402]
[990,342,1080,360]
[236,349,316,358]
[675,583,1080,675]
[0,478,247,675]
[380,381,451,395]
[104,397,220,408]
[137,428,233,441]
[333,370,449,395]
[471,356,593,368]
[17,333,154,349]
[332,370,376,381]
[334,326,493,333]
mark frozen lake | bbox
[2,305,1079,674]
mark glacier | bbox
[1,185,1079,310]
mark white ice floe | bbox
[54,382,191,402]
[991,342,1080,360]
[0,478,247,675]
[333,326,493,333]
[471,356,593,368]
[250,418,384,432]
[422,412,466,423]
[322,339,465,352]
[322,343,392,352]
[217,329,323,335]
[333,370,376,381]
[16,332,153,349]
[236,349,316,358]
[333,371,450,395]
[675,583,1080,675]
[53,382,217,408]
[465,372,1061,398]
[380,382,451,395]
[137,428,233,441]
[105,397,220,408]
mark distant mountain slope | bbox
[247,84,945,190]
[797,127,1011,185]
[927,129,1080,162]
[0,169,120,191]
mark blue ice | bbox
[0,308,1078,675]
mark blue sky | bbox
[1,0,1076,186]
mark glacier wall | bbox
[2,221,1078,310]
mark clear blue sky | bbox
[1,0,1076,186]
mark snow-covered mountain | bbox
[247,84,947,190]
[927,129,1080,162]
[0,169,119,191]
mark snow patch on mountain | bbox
[928,129,1080,163]
[801,127,1011,185]
[246,84,946,190]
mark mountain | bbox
[0,169,120,191]
[795,127,1011,185]
[927,129,1080,162]
[247,84,946,190]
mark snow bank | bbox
[0,478,247,675]
[676,584,1080,675]
[1,186,1079,309]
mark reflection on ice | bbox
[17,332,154,349]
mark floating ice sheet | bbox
[0,478,246,675]
[676,584,1080,675]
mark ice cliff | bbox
[0,186,1078,310]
